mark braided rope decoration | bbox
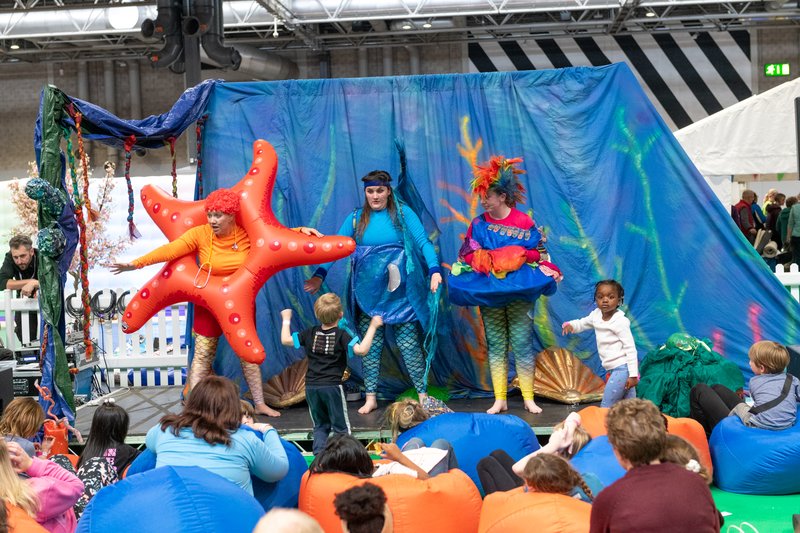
[123,135,141,240]
[168,136,178,198]
[64,125,94,361]
[73,114,96,221]
[195,115,208,198]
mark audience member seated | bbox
[145,376,288,496]
[4,440,83,533]
[479,454,592,533]
[50,400,139,518]
[659,435,711,484]
[690,340,799,436]
[310,433,456,481]
[0,439,46,533]
[383,397,453,442]
[252,508,324,533]
[301,435,481,533]
[396,412,539,490]
[577,405,712,475]
[589,399,720,533]
[1,397,47,458]
[477,412,595,495]
[334,483,393,533]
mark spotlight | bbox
[401,21,413,30]
[645,11,656,17]
[9,40,19,50]
[107,4,140,30]
[422,19,432,29]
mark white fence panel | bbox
[1,288,189,390]
[775,264,800,303]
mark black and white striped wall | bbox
[468,31,752,130]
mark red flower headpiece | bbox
[470,156,526,204]
[204,189,241,215]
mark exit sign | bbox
[765,63,790,77]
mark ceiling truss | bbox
[0,0,796,64]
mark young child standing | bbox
[689,340,800,436]
[281,294,383,454]
[562,280,639,407]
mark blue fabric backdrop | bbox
[198,63,800,398]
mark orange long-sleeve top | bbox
[131,224,250,276]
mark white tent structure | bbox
[674,77,800,176]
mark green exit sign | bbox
[765,63,790,77]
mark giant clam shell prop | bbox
[533,347,605,404]
[261,358,308,408]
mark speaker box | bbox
[0,367,12,415]
[787,345,800,380]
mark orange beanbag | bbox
[578,406,712,475]
[299,470,482,533]
[479,488,591,533]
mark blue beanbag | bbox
[396,412,538,491]
[710,416,800,495]
[77,466,263,533]
[125,434,308,510]
[570,435,626,490]
[253,438,308,509]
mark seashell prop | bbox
[260,360,352,408]
[533,347,605,404]
[261,358,308,408]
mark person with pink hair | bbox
[112,188,321,417]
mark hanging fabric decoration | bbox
[167,136,178,198]
[195,115,208,199]
[123,134,141,240]
[63,127,94,361]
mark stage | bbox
[75,386,595,452]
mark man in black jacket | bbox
[0,235,40,345]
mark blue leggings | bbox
[358,313,427,394]
[602,365,636,408]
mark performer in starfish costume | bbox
[448,156,562,415]
[112,140,355,416]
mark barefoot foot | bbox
[254,403,281,417]
[486,399,508,414]
[358,394,378,415]
[524,399,543,414]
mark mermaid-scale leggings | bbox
[480,301,535,401]
[358,313,427,394]
[191,333,268,405]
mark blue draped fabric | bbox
[34,80,221,151]
[201,64,800,399]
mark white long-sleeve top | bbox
[566,308,639,377]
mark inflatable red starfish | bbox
[120,139,355,364]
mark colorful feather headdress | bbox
[470,156,526,204]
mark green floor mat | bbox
[712,487,799,533]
